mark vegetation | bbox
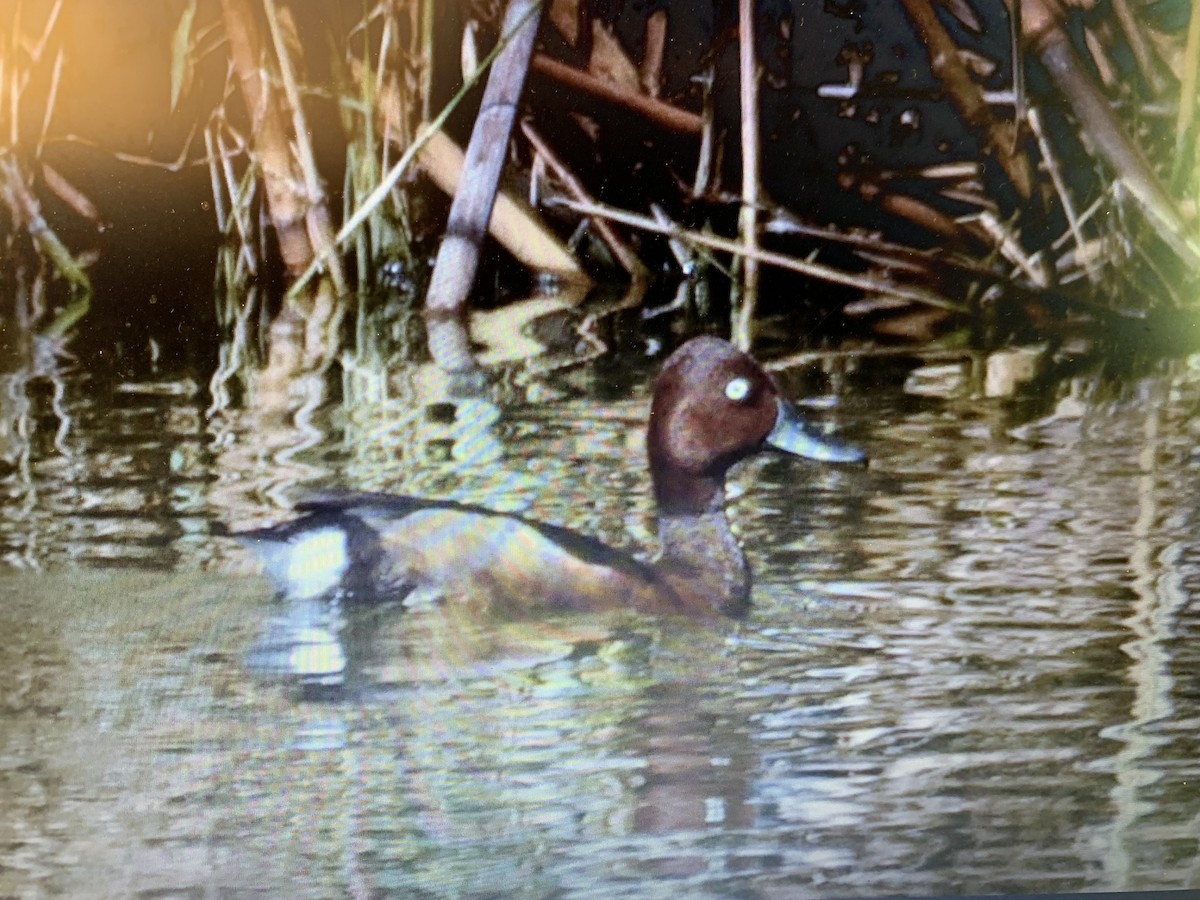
[1,0,1198,392]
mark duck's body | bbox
[246,492,691,615]
[237,337,864,618]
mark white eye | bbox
[724,377,751,402]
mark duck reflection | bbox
[243,591,765,887]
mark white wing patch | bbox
[256,527,350,600]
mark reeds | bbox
[0,0,83,513]
[0,0,94,336]
[510,0,1199,348]
[6,0,1199,381]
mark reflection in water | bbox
[1101,377,1192,889]
[2,337,1200,895]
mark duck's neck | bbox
[657,500,750,617]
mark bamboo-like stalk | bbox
[219,0,350,403]
[732,0,761,351]
[424,0,544,373]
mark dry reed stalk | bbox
[262,0,347,296]
[547,0,583,46]
[649,204,693,270]
[204,127,229,235]
[374,5,419,264]
[838,169,965,239]
[418,127,584,276]
[552,196,965,311]
[763,205,993,282]
[206,124,242,311]
[341,27,392,284]
[420,0,435,124]
[5,8,16,148]
[520,119,646,278]
[692,65,716,198]
[207,286,260,416]
[0,2,93,330]
[33,47,62,159]
[218,0,318,277]
[766,344,981,373]
[218,0,351,407]
[1023,0,1200,271]
[883,190,965,239]
[213,126,260,280]
[938,186,999,211]
[732,0,761,352]
[1026,105,1098,284]
[898,0,1033,199]
[530,54,704,134]
[1109,0,1167,95]
[964,210,1051,287]
[640,8,667,97]
[1175,0,1200,181]
[39,163,98,224]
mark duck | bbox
[235,336,865,618]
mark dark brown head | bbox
[647,337,864,516]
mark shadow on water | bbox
[3,283,1200,896]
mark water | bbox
[2,330,1199,898]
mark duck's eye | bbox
[724,376,752,402]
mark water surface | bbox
[2,336,1199,897]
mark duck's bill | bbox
[767,399,866,464]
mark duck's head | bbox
[647,336,865,516]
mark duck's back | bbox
[240,492,685,616]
